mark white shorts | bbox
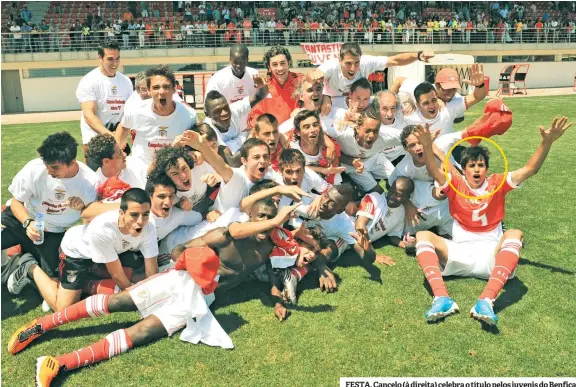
[128,270,215,335]
[443,239,509,279]
[344,153,395,191]
[405,202,453,237]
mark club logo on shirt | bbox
[385,209,392,218]
[237,85,244,95]
[158,126,168,137]
[121,239,131,250]
[137,288,150,299]
[66,270,78,283]
[54,187,66,201]
[111,85,118,95]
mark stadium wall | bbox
[2,44,575,113]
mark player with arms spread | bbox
[413,117,572,325]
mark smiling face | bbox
[416,90,440,119]
[339,53,361,80]
[255,120,280,151]
[355,117,380,149]
[349,87,372,112]
[403,133,425,166]
[207,97,232,131]
[166,157,192,191]
[150,184,177,218]
[230,51,248,78]
[249,203,278,241]
[386,181,411,208]
[99,48,120,77]
[119,201,151,237]
[378,93,397,125]
[435,84,457,103]
[301,79,323,111]
[150,75,174,110]
[269,53,289,84]
[297,116,321,146]
[464,158,488,189]
[242,145,270,182]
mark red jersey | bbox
[441,172,517,234]
[247,71,303,130]
[270,142,283,172]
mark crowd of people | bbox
[2,1,576,53]
[2,38,573,387]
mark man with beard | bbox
[203,74,268,157]
[76,39,133,170]
[205,44,261,104]
[114,65,197,166]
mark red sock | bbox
[82,279,118,295]
[416,241,449,297]
[290,266,308,281]
[480,239,522,300]
[37,294,110,332]
[56,329,133,371]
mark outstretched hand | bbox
[462,63,485,87]
[253,74,267,89]
[540,116,572,144]
[413,123,434,148]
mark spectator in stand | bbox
[21,6,32,24]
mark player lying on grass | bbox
[8,197,301,387]
[413,116,572,325]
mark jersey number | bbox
[472,203,489,227]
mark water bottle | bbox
[33,213,45,245]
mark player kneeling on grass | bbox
[413,117,572,325]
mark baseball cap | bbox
[435,68,461,89]
[174,247,220,295]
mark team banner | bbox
[256,8,277,18]
[300,42,343,65]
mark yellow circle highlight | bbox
[443,136,508,200]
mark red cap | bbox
[98,177,131,203]
[174,247,220,295]
[435,68,461,89]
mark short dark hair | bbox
[332,183,354,202]
[414,82,437,104]
[120,188,151,211]
[145,65,176,88]
[85,134,116,168]
[400,125,420,148]
[148,146,195,182]
[145,174,177,196]
[339,42,362,59]
[240,138,269,159]
[298,224,328,250]
[204,90,227,114]
[97,38,120,57]
[460,145,491,169]
[292,109,322,142]
[357,104,380,127]
[252,197,278,212]
[230,44,249,58]
[278,148,306,169]
[37,132,78,165]
[192,123,218,142]
[254,113,278,133]
[350,77,372,95]
[263,45,292,72]
[249,179,279,195]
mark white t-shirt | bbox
[318,55,388,97]
[124,90,183,116]
[204,65,260,104]
[325,110,401,160]
[389,131,463,184]
[275,167,330,210]
[76,68,133,144]
[357,192,405,241]
[204,97,252,154]
[96,156,148,191]
[380,116,407,161]
[60,209,158,263]
[121,99,197,165]
[212,166,280,212]
[151,207,202,241]
[404,97,466,136]
[399,78,465,120]
[8,159,98,233]
[175,162,217,206]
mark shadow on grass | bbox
[330,251,383,285]
[519,257,576,275]
[1,285,42,320]
[213,311,248,334]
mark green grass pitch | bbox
[2,96,576,386]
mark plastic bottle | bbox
[33,213,45,245]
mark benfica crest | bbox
[66,270,78,283]
[111,85,118,95]
[158,126,168,137]
[54,187,66,201]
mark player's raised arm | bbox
[180,130,234,183]
[228,203,301,240]
[386,51,435,67]
[414,124,448,186]
[511,116,573,186]
[249,74,269,108]
[462,64,488,109]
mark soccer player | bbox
[4,132,98,295]
[413,117,572,324]
[309,42,434,110]
[278,75,326,132]
[204,44,260,104]
[76,39,133,170]
[124,70,186,113]
[325,105,398,195]
[115,65,197,165]
[372,90,407,166]
[250,113,284,171]
[8,198,302,387]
